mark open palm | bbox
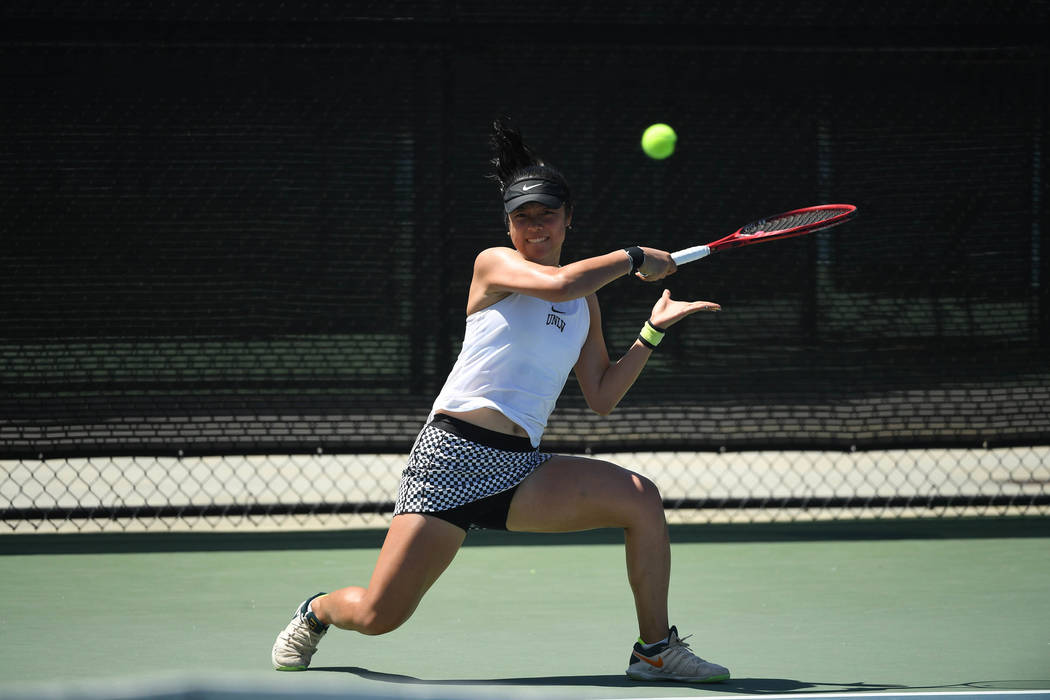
[649,289,721,329]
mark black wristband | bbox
[623,246,644,275]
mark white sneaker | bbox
[271,593,329,671]
[626,626,730,683]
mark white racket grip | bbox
[671,245,711,265]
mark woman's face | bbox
[507,202,572,265]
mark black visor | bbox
[502,178,568,214]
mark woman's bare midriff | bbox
[434,407,530,439]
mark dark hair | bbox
[488,118,573,222]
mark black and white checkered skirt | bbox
[394,414,553,516]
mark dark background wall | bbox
[1,1,1047,457]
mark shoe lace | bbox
[282,615,323,654]
[665,632,716,668]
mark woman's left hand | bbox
[649,289,721,329]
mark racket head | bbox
[709,204,857,251]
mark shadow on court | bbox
[312,667,919,693]
[310,669,1050,695]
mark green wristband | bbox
[638,320,665,349]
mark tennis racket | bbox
[671,204,857,265]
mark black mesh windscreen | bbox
[1,2,1047,458]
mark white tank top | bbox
[428,293,591,447]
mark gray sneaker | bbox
[626,626,730,683]
[271,593,329,671]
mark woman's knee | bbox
[625,472,666,520]
[629,472,662,501]
[325,590,415,636]
[347,599,416,636]
[355,609,410,636]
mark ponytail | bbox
[487,118,573,219]
[488,118,544,189]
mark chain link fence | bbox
[4,447,1047,533]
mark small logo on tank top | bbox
[546,313,566,332]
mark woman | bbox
[272,119,729,683]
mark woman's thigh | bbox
[505,455,663,533]
[355,513,466,632]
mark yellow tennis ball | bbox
[641,123,677,160]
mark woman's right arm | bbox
[472,246,676,304]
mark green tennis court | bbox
[3,4,1049,700]
[2,519,1047,699]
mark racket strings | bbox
[758,208,843,235]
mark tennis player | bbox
[272,119,729,683]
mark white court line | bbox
[614,691,1050,700]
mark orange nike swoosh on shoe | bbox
[631,651,664,668]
